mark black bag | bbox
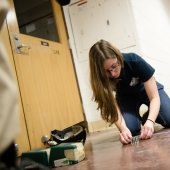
[50,125,86,145]
[56,0,70,6]
[0,158,50,170]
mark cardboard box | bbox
[49,142,85,167]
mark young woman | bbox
[89,39,170,144]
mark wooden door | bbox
[7,0,84,149]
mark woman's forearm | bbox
[144,76,160,123]
[148,96,160,122]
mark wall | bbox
[63,0,170,132]
[130,0,170,95]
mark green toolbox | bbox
[21,142,85,168]
[21,148,50,166]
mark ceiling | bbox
[14,0,49,14]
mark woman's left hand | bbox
[140,120,154,140]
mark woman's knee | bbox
[156,112,170,128]
[158,89,170,127]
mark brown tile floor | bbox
[53,126,170,170]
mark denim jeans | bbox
[116,88,170,136]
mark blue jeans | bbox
[116,88,170,136]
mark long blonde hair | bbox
[89,40,124,125]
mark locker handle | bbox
[13,34,31,54]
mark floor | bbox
[52,125,170,170]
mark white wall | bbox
[63,5,101,123]
[63,0,170,130]
[131,0,170,94]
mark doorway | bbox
[6,0,84,150]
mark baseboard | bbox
[87,120,118,133]
[87,119,163,134]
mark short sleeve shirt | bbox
[116,53,163,98]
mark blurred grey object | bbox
[0,0,19,155]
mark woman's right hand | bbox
[115,110,132,144]
[119,127,132,144]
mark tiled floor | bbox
[52,125,170,170]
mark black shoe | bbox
[141,111,149,125]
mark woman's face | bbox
[103,58,121,78]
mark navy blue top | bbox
[116,53,163,98]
